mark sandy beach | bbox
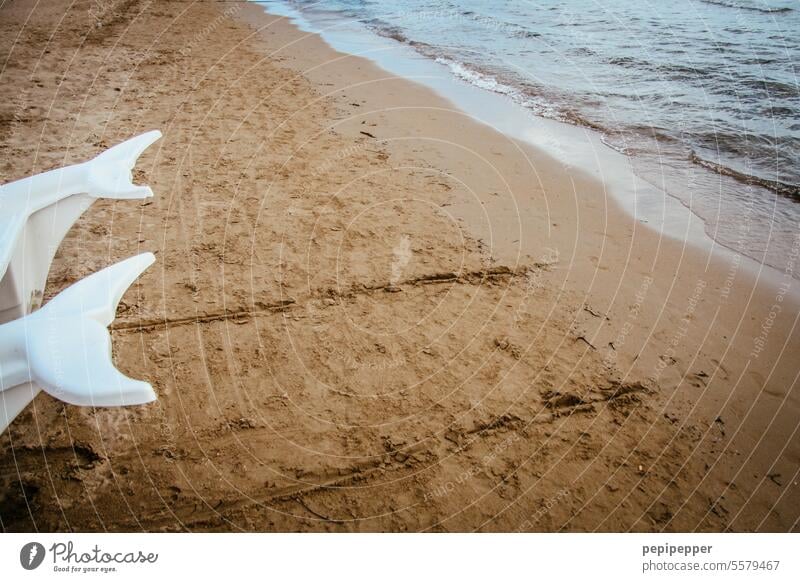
[1,0,798,532]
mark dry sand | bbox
[0,0,798,532]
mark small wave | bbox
[372,26,409,43]
[600,134,630,155]
[606,56,712,82]
[625,125,685,145]
[607,56,646,68]
[689,150,800,201]
[559,108,605,132]
[360,17,409,43]
[738,77,800,99]
[766,105,796,117]
[699,0,793,14]
[433,57,561,118]
[435,57,611,134]
[460,11,540,38]
[435,58,516,95]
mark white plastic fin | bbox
[0,253,156,431]
[0,130,162,293]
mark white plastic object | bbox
[0,253,157,432]
[0,131,161,434]
[0,130,162,323]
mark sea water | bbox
[254,0,799,277]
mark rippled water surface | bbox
[259,0,800,272]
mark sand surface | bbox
[0,0,798,532]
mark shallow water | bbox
[256,0,800,275]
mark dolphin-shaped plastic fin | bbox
[0,253,156,430]
[0,130,162,297]
[29,317,155,407]
[84,130,161,200]
[41,252,155,326]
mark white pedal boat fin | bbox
[0,130,162,322]
[84,129,162,200]
[0,253,156,431]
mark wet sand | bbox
[0,0,798,532]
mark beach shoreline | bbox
[256,0,800,281]
[0,0,797,531]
